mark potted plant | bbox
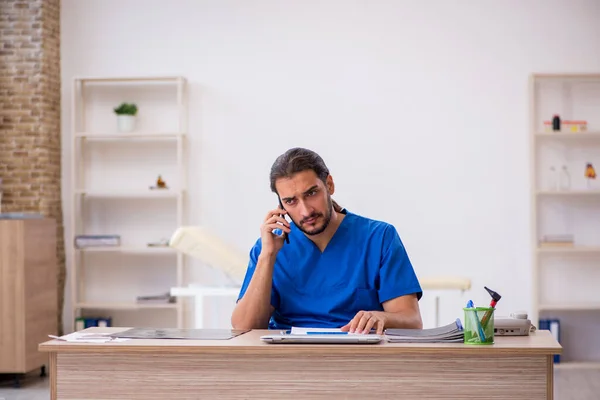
[113,102,138,132]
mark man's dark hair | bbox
[269,147,330,193]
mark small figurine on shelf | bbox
[149,175,169,190]
[156,175,167,189]
[585,162,596,189]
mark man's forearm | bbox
[383,310,423,329]
[231,253,277,329]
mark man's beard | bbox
[293,195,333,236]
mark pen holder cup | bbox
[463,307,495,345]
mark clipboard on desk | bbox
[109,328,250,340]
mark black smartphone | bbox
[277,198,290,244]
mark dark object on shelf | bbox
[552,114,561,131]
[149,174,169,190]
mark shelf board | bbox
[74,190,182,199]
[535,131,600,139]
[75,76,185,83]
[554,361,600,370]
[75,246,176,254]
[537,246,600,254]
[539,303,600,311]
[75,132,184,140]
[75,302,178,310]
[532,73,600,81]
[536,190,600,196]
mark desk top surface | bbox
[39,327,561,356]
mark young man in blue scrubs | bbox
[231,148,423,334]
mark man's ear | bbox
[326,175,335,195]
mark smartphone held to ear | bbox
[277,198,290,244]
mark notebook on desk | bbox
[260,327,383,344]
[384,319,464,343]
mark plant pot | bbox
[117,115,136,132]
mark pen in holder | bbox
[463,305,495,345]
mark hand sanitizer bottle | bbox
[559,165,571,191]
[552,114,561,131]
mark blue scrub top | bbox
[237,209,422,330]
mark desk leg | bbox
[194,296,204,329]
[547,355,554,400]
[434,295,440,327]
[49,353,57,400]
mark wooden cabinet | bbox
[0,218,58,375]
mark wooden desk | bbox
[39,327,561,399]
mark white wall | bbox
[60,0,600,332]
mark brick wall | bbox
[0,0,65,334]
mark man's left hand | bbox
[340,311,387,335]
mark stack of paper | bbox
[136,292,175,304]
[539,234,574,247]
[384,319,464,343]
[49,332,129,343]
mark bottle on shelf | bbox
[559,165,571,191]
[552,114,561,131]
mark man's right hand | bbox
[231,209,286,330]
[260,208,290,256]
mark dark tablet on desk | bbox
[109,328,250,340]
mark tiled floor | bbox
[1,368,599,399]
[0,372,48,400]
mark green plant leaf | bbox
[113,102,138,115]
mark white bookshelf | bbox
[69,76,188,330]
[530,73,600,367]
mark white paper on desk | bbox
[49,332,130,343]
